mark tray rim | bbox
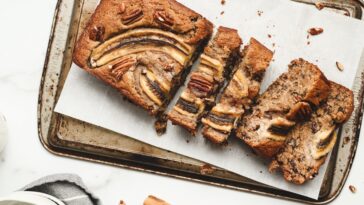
[37,0,364,204]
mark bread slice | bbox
[167,27,242,135]
[73,0,213,116]
[236,59,331,157]
[269,82,354,184]
[201,38,273,144]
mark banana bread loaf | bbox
[73,0,213,116]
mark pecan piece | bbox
[89,26,105,41]
[188,74,213,94]
[122,8,143,25]
[308,27,324,36]
[154,10,174,27]
[111,57,136,81]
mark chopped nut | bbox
[257,10,263,16]
[349,185,357,193]
[89,26,105,41]
[122,8,143,25]
[308,27,324,35]
[343,136,350,145]
[200,164,215,175]
[154,10,174,27]
[220,11,225,15]
[315,2,325,10]
[111,57,136,80]
[268,34,272,38]
[119,2,126,14]
[336,61,344,71]
[221,0,226,5]
[119,200,126,205]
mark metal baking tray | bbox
[38,0,364,204]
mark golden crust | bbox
[73,0,213,116]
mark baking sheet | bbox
[55,0,364,199]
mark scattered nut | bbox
[349,185,357,193]
[315,2,325,10]
[200,164,215,175]
[268,34,272,38]
[221,0,226,5]
[336,61,344,71]
[220,11,225,15]
[257,10,263,16]
[308,27,324,35]
[343,136,350,145]
[119,200,126,205]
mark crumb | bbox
[343,136,350,145]
[154,115,168,136]
[315,2,325,10]
[200,164,215,175]
[336,61,344,71]
[307,34,310,39]
[315,59,319,62]
[272,43,275,47]
[307,41,311,45]
[220,11,225,15]
[186,139,190,143]
[268,34,272,38]
[308,27,324,35]
[221,0,226,5]
[257,10,263,16]
[349,185,357,193]
[259,171,263,173]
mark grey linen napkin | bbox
[20,174,101,205]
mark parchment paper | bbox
[55,0,364,199]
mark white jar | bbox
[0,113,7,153]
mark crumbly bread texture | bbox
[73,0,213,116]
[167,26,242,134]
[201,38,273,144]
[237,59,331,157]
[269,82,354,184]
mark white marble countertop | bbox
[0,1,363,204]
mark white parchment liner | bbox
[55,0,364,199]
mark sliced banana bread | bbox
[201,38,273,144]
[73,0,213,116]
[167,27,242,135]
[269,82,354,184]
[237,59,331,157]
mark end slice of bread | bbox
[237,59,331,158]
[269,82,354,184]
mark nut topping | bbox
[119,2,126,14]
[188,74,213,94]
[89,26,105,41]
[308,27,324,36]
[154,10,174,27]
[122,8,143,25]
[111,57,136,81]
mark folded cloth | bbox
[19,174,101,205]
